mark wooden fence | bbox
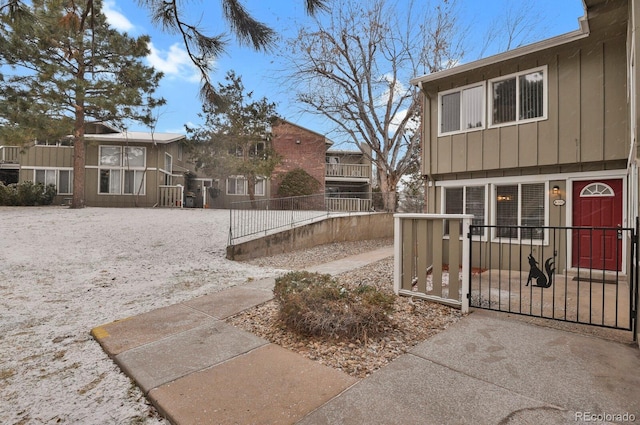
[394,214,472,312]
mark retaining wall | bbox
[226,213,393,261]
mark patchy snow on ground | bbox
[0,206,283,424]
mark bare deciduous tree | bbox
[282,0,464,210]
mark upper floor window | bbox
[438,83,485,136]
[489,66,547,126]
[98,145,146,195]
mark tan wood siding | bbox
[604,38,628,160]
[518,122,538,167]
[499,126,518,168]
[558,50,581,164]
[467,131,483,171]
[21,146,73,167]
[580,43,605,162]
[451,134,466,172]
[423,28,628,177]
[539,55,559,165]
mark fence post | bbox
[393,214,402,295]
[461,217,471,313]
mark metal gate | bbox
[468,222,638,340]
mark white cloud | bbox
[146,42,201,83]
[103,0,135,33]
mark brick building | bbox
[270,119,330,196]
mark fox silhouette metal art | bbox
[525,254,555,288]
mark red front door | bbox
[572,179,623,271]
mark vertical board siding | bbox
[538,55,560,165]
[604,39,628,160]
[580,43,605,163]
[424,30,628,176]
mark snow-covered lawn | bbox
[0,207,282,424]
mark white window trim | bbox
[33,168,74,195]
[226,176,268,196]
[437,81,486,137]
[440,185,488,241]
[488,65,548,129]
[227,176,247,196]
[98,145,147,195]
[491,181,549,245]
[579,182,615,197]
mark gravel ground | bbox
[236,241,464,378]
[0,207,462,423]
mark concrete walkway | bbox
[92,246,640,425]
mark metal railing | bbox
[228,192,397,245]
[468,224,638,337]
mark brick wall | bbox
[270,121,327,196]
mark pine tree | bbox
[0,0,164,208]
[187,71,280,207]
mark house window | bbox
[226,176,267,196]
[495,182,546,240]
[580,182,614,197]
[254,177,266,196]
[35,169,56,187]
[34,169,73,194]
[490,66,547,126]
[438,83,485,135]
[227,176,246,195]
[444,186,486,236]
[99,145,146,195]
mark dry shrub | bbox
[273,271,395,341]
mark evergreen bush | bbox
[0,181,57,206]
[277,168,321,197]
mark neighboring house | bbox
[325,146,372,196]
[411,0,635,274]
[0,122,196,207]
[209,120,332,209]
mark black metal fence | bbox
[468,224,638,338]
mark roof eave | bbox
[410,16,590,87]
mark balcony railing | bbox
[0,146,20,163]
[325,163,370,179]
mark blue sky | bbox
[104,0,585,141]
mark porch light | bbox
[553,185,560,195]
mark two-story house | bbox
[208,119,373,210]
[411,0,635,275]
[0,122,193,207]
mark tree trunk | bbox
[378,170,398,212]
[71,109,85,209]
[247,175,256,209]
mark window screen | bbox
[519,71,544,120]
[492,78,517,124]
[441,92,461,133]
